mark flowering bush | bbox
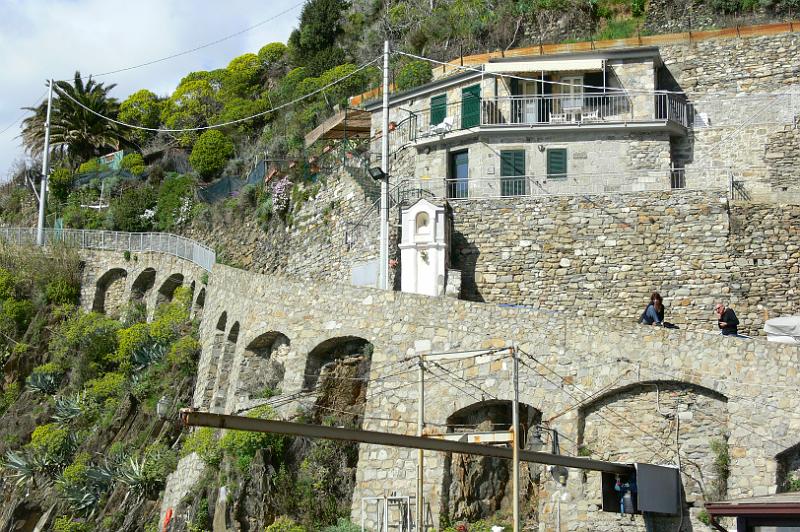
[271,176,291,214]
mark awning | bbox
[485,58,604,74]
[304,108,372,147]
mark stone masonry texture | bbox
[79,248,800,532]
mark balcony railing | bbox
[405,92,688,142]
[0,227,216,272]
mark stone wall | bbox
[77,249,800,531]
[449,190,800,336]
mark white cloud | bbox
[0,0,302,180]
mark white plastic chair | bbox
[430,116,454,135]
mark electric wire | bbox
[62,2,306,82]
[428,360,499,401]
[56,57,381,133]
[393,49,686,95]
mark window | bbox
[500,150,526,196]
[430,94,447,125]
[560,76,583,110]
[461,85,481,129]
[448,151,469,199]
[547,148,567,179]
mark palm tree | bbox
[21,71,129,167]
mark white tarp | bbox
[485,58,604,74]
[764,316,800,344]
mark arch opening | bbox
[130,268,156,302]
[440,400,541,524]
[193,287,206,319]
[234,331,291,403]
[303,336,372,392]
[776,442,800,493]
[215,311,227,332]
[156,273,184,307]
[92,267,128,317]
[211,321,240,413]
[577,380,729,520]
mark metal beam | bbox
[182,411,633,474]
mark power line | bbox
[0,89,49,138]
[56,57,381,133]
[393,50,686,95]
[62,2,306,82]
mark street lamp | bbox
[157,395,171,420]
[368,166,387,181]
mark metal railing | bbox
[405,92,689,141]
[0,227,216,272]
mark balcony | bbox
[398,92,688,146]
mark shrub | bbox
[0,382,20,415]
[76,159,107,175]
[119,89,162,144]
[220,405,284,472]
[45,278,81,305]
[2,299,35,334]
[189,130,235,181]
[84,372,125,406]
[321,518,360,532]
[57,452,90,496]
[395,60,433,91]
[113,323,151,367]
[120,153,146,176]
[49,168,74,203]
[156,174,195,231]
[110,185,157,232]
[258,42,289,69]
[53,516,92,532]
[49,311,121,380]
[166,336,200,373]
[0,267,15,300]
[265,516,307,532]
[181,427,223,468]
[27,423,74,462]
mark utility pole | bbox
[36,79,54,247]
[417,355,425,532]
[379,40,390,290]
[511,346,520,532]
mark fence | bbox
[0,227,216,272]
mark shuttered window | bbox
[500,150,526,196]
[430,94,447,125]
[547,148,567,179]
[461,85,481,128]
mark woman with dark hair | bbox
[640,292,665,326]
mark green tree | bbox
[118,89,162,145]
[395,60,433,91]
[288,0,351,75]
[317,63,373,106]
[21,72,127,167]
[160,76,222,147]
[222,53,264,99]
[48,168,74,204]
[189,130,234,180]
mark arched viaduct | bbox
[80,248,800,531]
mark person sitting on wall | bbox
[640,292,665,326]
[715,302,740,336]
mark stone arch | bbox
[302,335,373,391]
[92,267,128,316]
[578,380,729,509]
[210,321,240,413]
[130,267,156,303]
[440,400,542,524]
[233,331,291,402]
[215,311,227,332]
[193,287,206,318]
[776,442,800,493]
[156,273,184,306]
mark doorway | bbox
[448,151,469,199]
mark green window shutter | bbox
[500,150,525,176]
[461,85,481,129]
[500,150,525,196]
[547,148,567,178]
[430,94,447,125]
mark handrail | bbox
[0,227,216,272]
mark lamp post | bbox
[157,396,171,420]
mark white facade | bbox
[399,199,448,297]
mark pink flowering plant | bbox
[271,176,291,213]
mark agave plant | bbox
[52,393,85,426]
[115,455,150,500]
[26,372,61,394]
[3,450,36,488]
[131,341,167,372]
[56,481,100,516]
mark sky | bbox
[0,0,304,181]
